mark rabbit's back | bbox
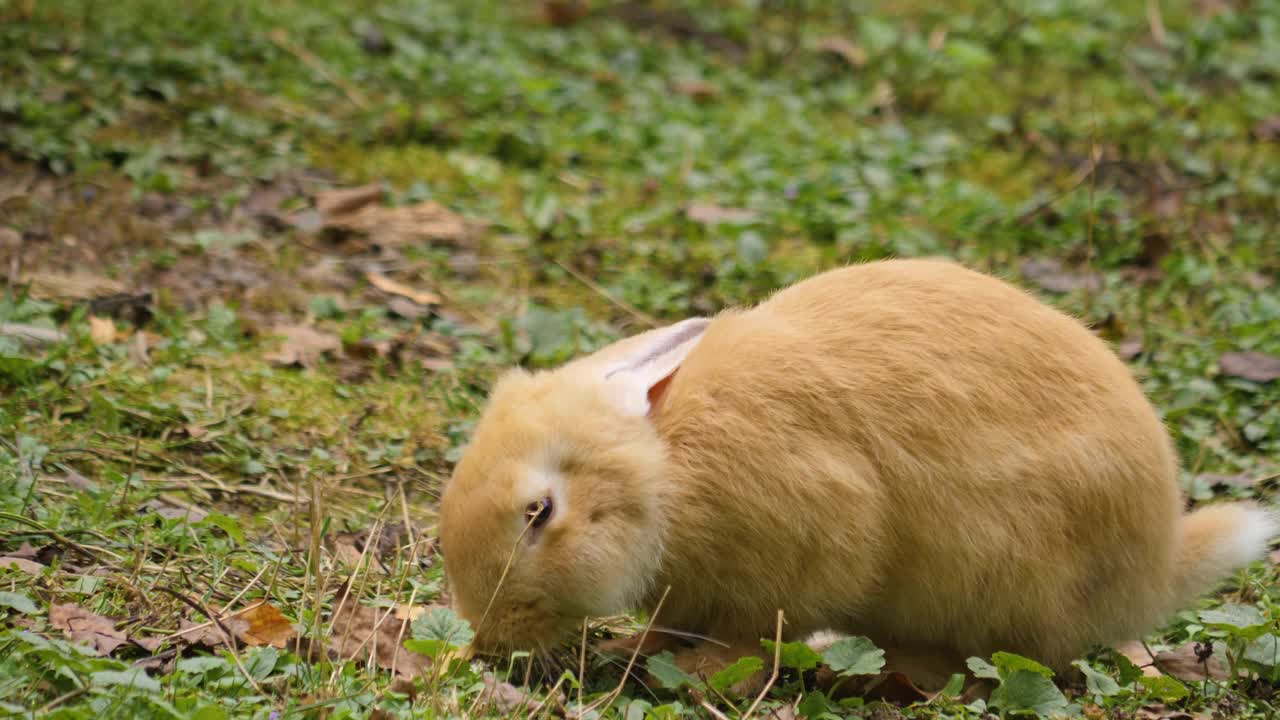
[652,258,1181,665]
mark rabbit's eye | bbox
[525,497,553,529]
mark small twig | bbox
[268,28,368,108]
[583,586,671,715]
[700,700,733,720]
[550,258,658,328]
[742,610,785,720]
[34,686,90,714]
[1014,152,1100,227]
[1146,0,1167,46]
[156,586,268,697]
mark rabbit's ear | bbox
[603,318,709,417]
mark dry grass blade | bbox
[743,610,785,720]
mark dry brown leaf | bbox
[365,272,440,306]
[864,671,936,704]
[386,296,429,320]
[316,183,384,218]
[816,36,867,67]
[1153,642,1230,681]
[1117,339,1144,361]
[1115,640,1162,677]
[21,271,125,301]
[0,555,45,574]
[234,602,296,648]
[264,324,341,368]
[480,674,548,715]
[329,589,431,679]
[1195,472,1257,490]
[0,321,67,346]
[177,618,230,648]
[49,603,129,655]
[541,0,588,26]
[1218,351,1280,383]
[1136,704,1201,720]
[1254,115,1280,142]
[1020,258,1102,293]
[324,200,468,248]
[88,315,117,345]
[686,202,758,225]
[144,498,209,522]
[672,79,719,100]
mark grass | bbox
[1,0,1279,717]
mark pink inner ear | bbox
[646,370,677,416]
[605,318,709,381]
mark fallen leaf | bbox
[234,602,296,648]
[329,587,431,679]
[1195,472,1257,490]
[176,618,229,648]
[1269,549,1279,565]
[686,202,758,225]
[20,271,125,301]
[673,79,718,100]
[480,674,547,715]
[49,603,129,655]
[324,200,468,248]
[0,322,67,346]
[315,183,384,218]
[264,324,341,368]
[863,671,936,704]
[1020,258,1102,293]
[386,296,429,320]
[1136,704,1199,720]
[1254,115,1280,142]
[0,555,46,574]
[332,535,388,574]
[1115,641,1162,677]
[1117,339,1144,361]
[1153,642,1229,681]
[541,0,588,27]
[88,315,117,345]
[365,272,440,306]
[1218,351,1280,383]
[816,36,867,67]
[127,331,156,366]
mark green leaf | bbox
[0,591,38,614]
[822,636,885,677]
[647,651,695,690]
[92,668,162,692]
[966,656,1000,680]
[1111,651,1145,686]
[403,638,450,657]
[709,655,764,692]
[797,689,830,718]
[176,656,231,675]
[941,673,966,697]
[1072,660,1121,697]
[191,706,230,720]
[245,646,277,680]
[762,640,823,671]
[989,669,1069,716]
[992,651,1054,679]
[410,606,474,647]
[1198,602,1269,630]
[1244,634,1278,668]
[1138,675,1189,702]
[198,513,244,543]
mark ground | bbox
[1,0,1278,718]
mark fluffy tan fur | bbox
[438,258,1277,671]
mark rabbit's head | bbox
[439,319,708,651]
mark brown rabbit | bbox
[438,258,1277,680]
